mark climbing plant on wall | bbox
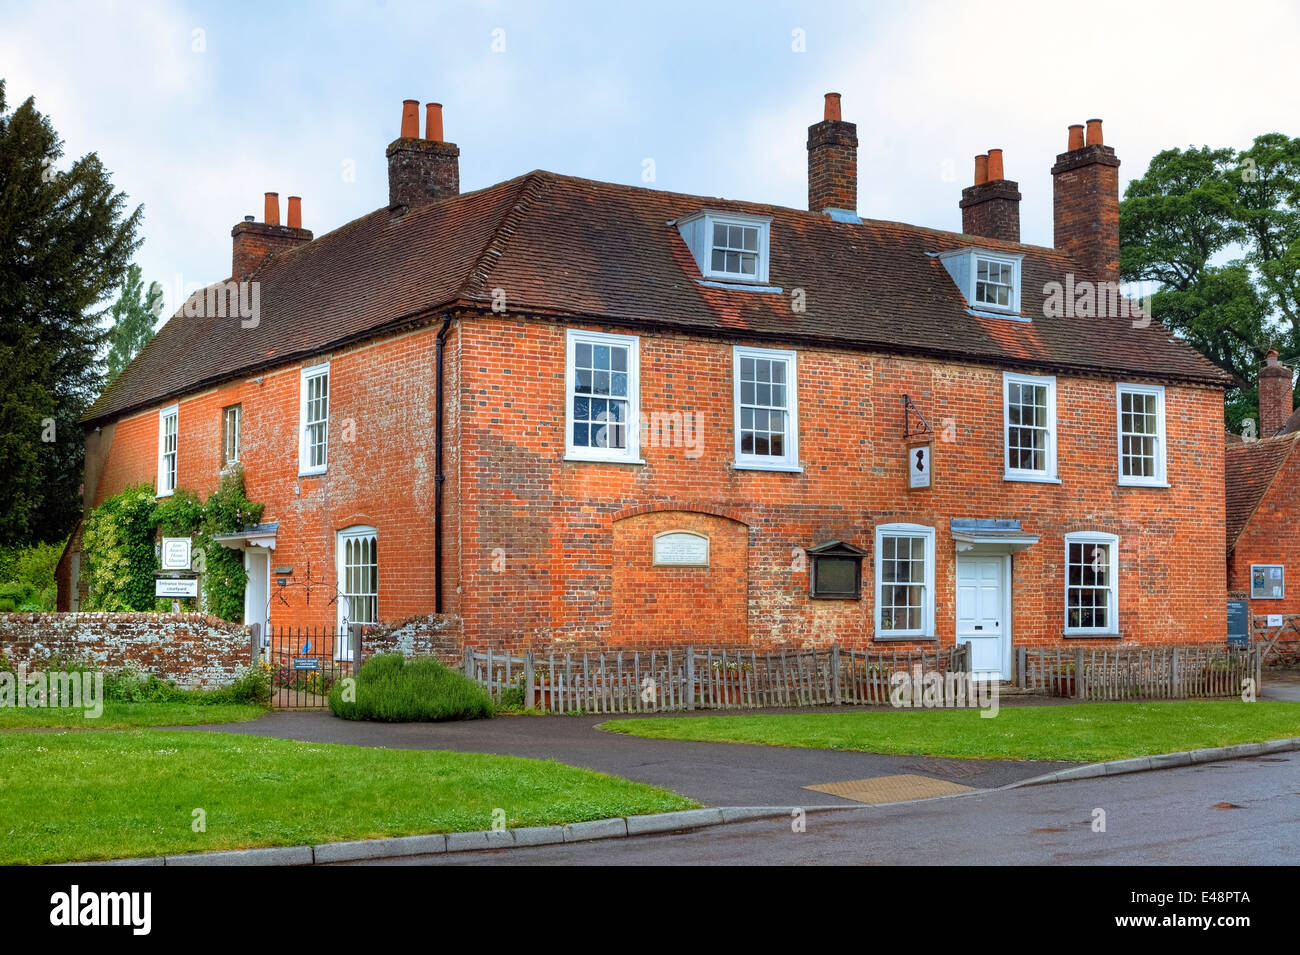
[198,467,264,622]
[80,484,159,611]
[79,467,264,621]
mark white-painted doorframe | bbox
[243,548,271,647]
[954,551,1012,681]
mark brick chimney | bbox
[807,92,858,214]
[960,147,1021,242]
[1259,350,1294,437]
[1051,118,1121,284]
[231,192,313,281]
[387,99,460,211]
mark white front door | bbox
[244,549,270,647]
[955,554,1009,680]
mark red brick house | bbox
[1225,351,1300,656]
[59,95,1232,678]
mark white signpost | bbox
[161,537,193,571]
[155,577,199,598]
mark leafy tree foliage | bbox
[1120,134,1300,432]
[104,263,162,383]
[0,79,142,545]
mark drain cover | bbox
[805,773,978,804]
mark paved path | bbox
[189,710,1075,807]
[355,751,1300,866]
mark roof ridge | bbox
[458,171,551,301]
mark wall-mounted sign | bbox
[1267,613,1284,628]
[161,537,192,571]
[1250,564,1284,599]
[155,577,198,598]
[907,441,932,489]
[652,531,709,567]
[1227,600,1249,647]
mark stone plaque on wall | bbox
[653,531,709,567]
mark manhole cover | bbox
[804,774,978,804]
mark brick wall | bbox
[1229,447,1300,631]
[363,614,461,660]
[0,612,251,689]
[457,314,1226,653]
[960,180,1021,243]
[80,320,450,631]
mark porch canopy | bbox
[950,518,1038,553]
[211,522,279,551]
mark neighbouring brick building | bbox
[59,94,1233,678]
[1225,351,1300,656]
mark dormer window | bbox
[975,256,1015,309]
[938,248,1022,315]
[676,211,772,285]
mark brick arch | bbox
[611,509,748,645]
[334,514,380,533]
[611,501,749,527]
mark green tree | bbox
[104,264,162,383]
[0,79,142,546]
[1120,135,1300,432]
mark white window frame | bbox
[1064,531,1120,636]
[1003,371,1058,482]
[336,525,378,657]
[732,345,800,471]
[1115,383,1167,487]
[298,362,329,476]
[564,329,641,464]
[222,404,242,467]
[157,404,178,496]
[973,253,1020,312]
[675,211,772,286]
[873,523,936,639]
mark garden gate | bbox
[261,624,360,709]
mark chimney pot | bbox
[400,99,420,139]
[425,102,444,142]
[263,192,280,226]
[973,154,989,186]
[1259,351,1295,437]
[807,93,857,213]
[987,148,1004,181]
[388,97,460,209]
[1052,119,1121,283]
[287,196,302,230]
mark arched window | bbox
[336,526,378,632]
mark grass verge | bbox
[0,730,697,864]
[600,700,1300,762]
[0,702,267,730]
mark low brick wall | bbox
[362,614,462,662]
[0,613,252,690]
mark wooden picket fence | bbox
[463,643,972,714]
[1019,644,1263,701]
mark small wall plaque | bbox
[653,531,709,567]
[161,537,192,571]
[1267,613,1284,628]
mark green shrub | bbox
[329,653,493,722]
[102,664,272,707]
[0,598,16,613]
[81,484,159,611]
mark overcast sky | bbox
[3,0,1298,319]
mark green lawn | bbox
[0,730,697,864]
[601,700,1300,762]
[0,702,267,729]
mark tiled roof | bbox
[84,170,1232,425]
[1225,433,1299,549]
